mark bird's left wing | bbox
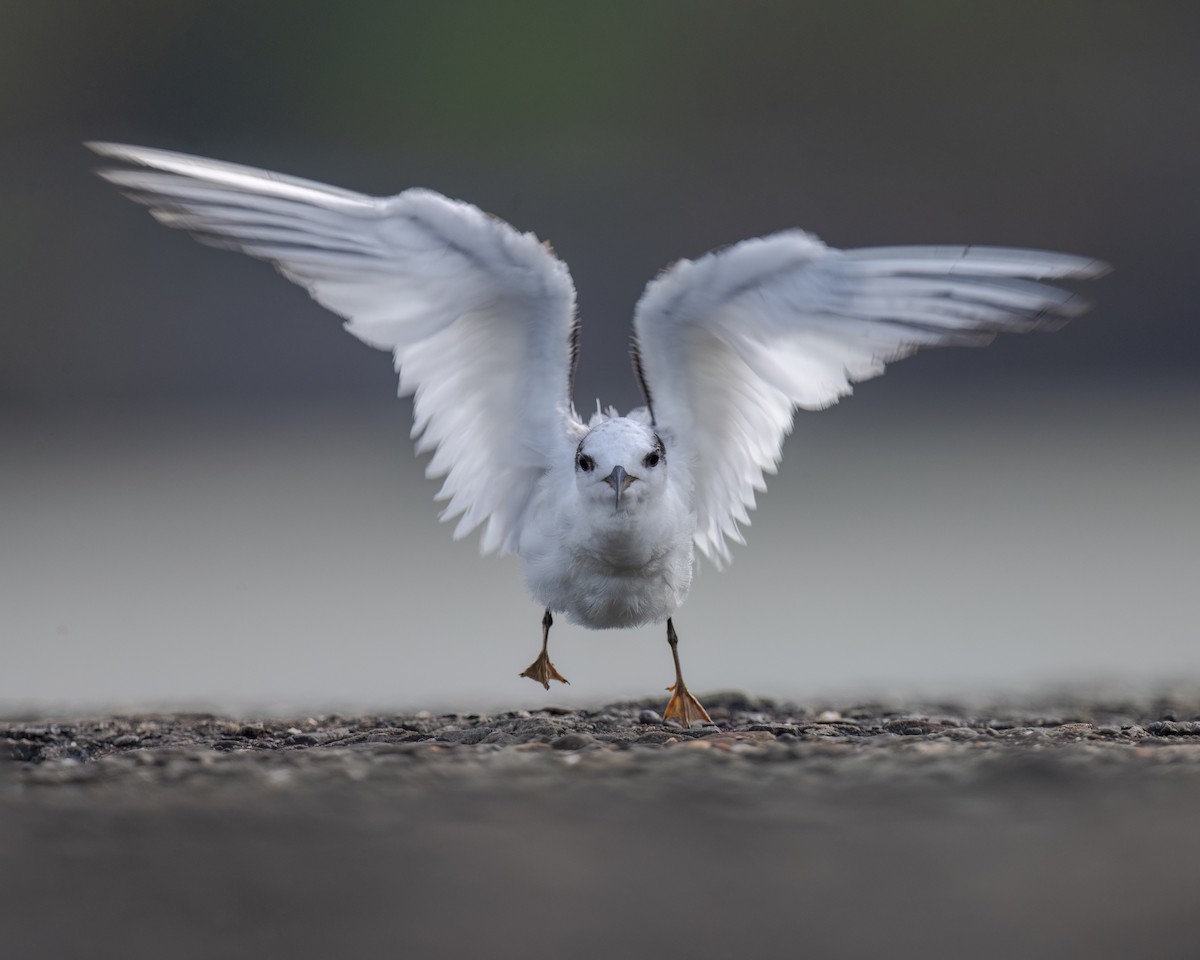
[89,142,583,555]
[631,230,1109,567]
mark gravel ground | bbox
[4,695,1200,960]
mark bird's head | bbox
[574,418,668,514]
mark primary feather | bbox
[631,231,1109,566]
[88,141,583,555]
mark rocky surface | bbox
[4,695,1200,959]
[8,694,1200,777]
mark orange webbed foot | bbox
[663,681,713,727]
[520,650,570,690]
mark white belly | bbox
[522,532,694,629]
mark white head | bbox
[574,417,668,514]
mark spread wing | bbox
[631,230,1109,567]
[89,142,583,555]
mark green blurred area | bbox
[6,1,1195,164]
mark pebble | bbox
[551,733,595,751]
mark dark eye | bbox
[577,454,595,473]
[642,452,660,469]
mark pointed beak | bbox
[603,465,635,510]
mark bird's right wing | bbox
[89,142,583,555]
[631,230,1109,567]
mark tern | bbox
[88,142,1108,724]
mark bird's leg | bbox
[663,618,712,726]
[519,609,570,690]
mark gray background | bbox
[2,1,1197,713]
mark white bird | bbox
[88,142,1109,724]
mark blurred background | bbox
[2,1,1197,714]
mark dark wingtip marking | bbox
[566,310,582,401]
[629,336,656,425]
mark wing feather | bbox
[89,142,582,555]
[631,230,1109,566]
